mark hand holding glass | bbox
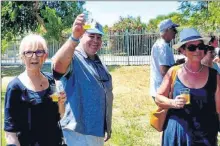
[50,81,64,102]
[180,88,190,105]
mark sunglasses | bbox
[205,45,215,51]
[23,50,46,58]
[187,44,206,52]
[168,27,177,34]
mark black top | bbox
[163,68,219,146]
[4,72,63,146]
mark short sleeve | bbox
[4,82,22,132]
[158,44,174,66]
[52,60,73,80]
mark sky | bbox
[84,1,180,27]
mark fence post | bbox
[14,42,16,63]
[125,29,130,65]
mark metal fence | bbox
[1,30,185,66]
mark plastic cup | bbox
[180,88,190,104]
[49,85,59,102]
[50,92,59,102]
[49,81,64,102]
[83,11,93,30]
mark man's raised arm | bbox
[52,14,85,74]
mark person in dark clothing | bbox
[4,34,66,146]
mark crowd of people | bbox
[4,13,220,146]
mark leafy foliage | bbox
[110,16,146,32]
[1,1,85,52]
[178,1,220,32]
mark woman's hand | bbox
[171,95,187,109]
[58,92,66,104]
[58,92,67,118]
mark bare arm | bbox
[156,68,186,109]
[58,92,66,118]
[52,14,85,74]
[216,74,220,113]
[5,132,20,146]
[159,65,170,77]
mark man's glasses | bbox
[187,44,206,52]
[23,50,46,58]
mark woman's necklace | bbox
[184,63,204,74]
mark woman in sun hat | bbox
[155,28,220,146]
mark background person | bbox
[202,35,220,73]
[150,19,179,101]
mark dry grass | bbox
[105,66,160,146]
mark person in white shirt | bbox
[150,19,179,101]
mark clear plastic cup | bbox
[83,10,93,30]
[49,81,64,102]
[180,88,190,104]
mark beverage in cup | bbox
[180,88,190,104]
[83,11,93,30]
[50,92,59,102]
[50,81,64,102]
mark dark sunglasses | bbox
[23,50,46,58]
[205,45,215,51]
[187,44,206,52]
[168,27,177,34]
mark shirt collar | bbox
[76,45,99,61]
[76,46,88,58]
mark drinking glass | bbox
[49,81,64,102]
[179,88,190,105]
[83,10,97,30]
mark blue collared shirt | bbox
[56,47,113,137]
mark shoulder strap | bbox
[171,65,181,88]
[169,65,181,99]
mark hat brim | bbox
[173,37,211,50]
[172,24,179,28]
[86,29,104,35]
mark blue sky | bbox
[84,1,180,27]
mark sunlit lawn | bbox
[1,66,219,146]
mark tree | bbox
[146,15,167,32]
[178,1,220,33]
[110,15,146,32]
[1,1,85,52]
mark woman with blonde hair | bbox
[156,28,220,146]
[4,34,66,146]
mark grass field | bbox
[1,66,219,146]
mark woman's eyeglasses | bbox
[23,50,46,58]
[187,44,206,52]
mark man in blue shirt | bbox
[52,13,113,146]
